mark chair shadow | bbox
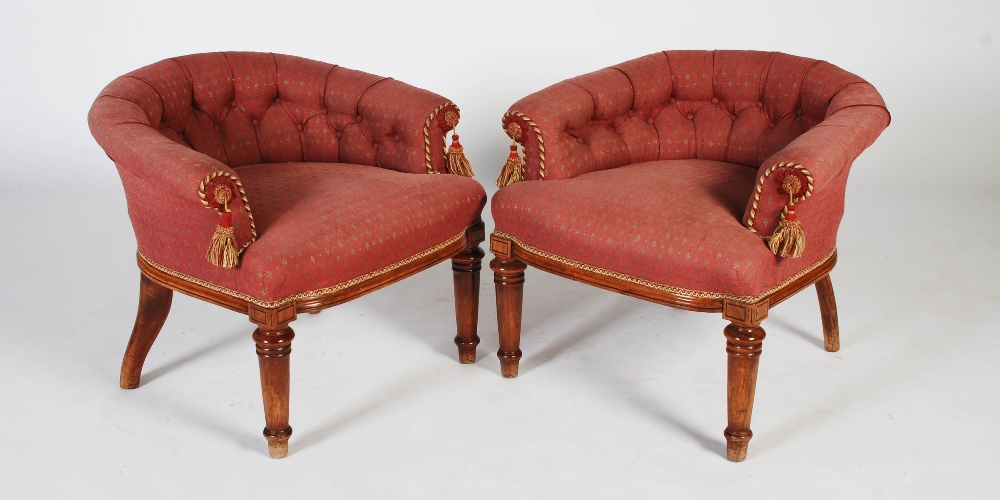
[767,316,825,350]
[519,297,646,374]
[513,292,730,455]
[292,369,432,453]
[140,329,246,386]
[568,315,729,458]
[138,390,261,455]
[619,388,728,458]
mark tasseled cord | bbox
[767,174,806,258]
[496,122,525,188]
[206,185,240,268]
[444,111,474,177]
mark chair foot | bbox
[492,254,526,378]
[498,350,522,378]
[815,274,840,352]
[724,429,752,462]
[452,231,485,364]
[456,342,479,364]
[265,429,292,459]
[121,273,173,389]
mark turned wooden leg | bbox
[491,257,526,378]
[723,323,766,462]
[815,274,840,352]
[721,299,769,462]
[452,245,485,364]
[249,304,297,458]
[120,273,173,389]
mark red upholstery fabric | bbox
[148,162,484,303]
[492,160,832,299]
[747,105,888,234]
[88,53,483,303]
[496,51,890,291]
[503,51,888,184]
[93,52,457,174]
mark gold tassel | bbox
[767,211,805,258]
[496,141,524,187]
[767,175,806,258]
[446,132,475,177]
[496,123,524,188]
[206,185,239,268]
[207,225,239,268]
[443,111,474,177]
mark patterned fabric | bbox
[92,52,458,174]
[143,162,485,304]
[496,51,890,290]
[492,160,832,299]
[500,51,889,189]
[746,105,889,234]
[88,53,482,303]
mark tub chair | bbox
[89,52,487,458]
[489,50,889,461]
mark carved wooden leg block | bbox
[491,254,526,379]
[250,303,296,458]
[815,274,840,352]
[121,274,173,389]
[452,244,485,364]
[723,322,765,462]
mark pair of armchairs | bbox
[89,51,888,461]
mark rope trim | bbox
[423,102,457,174]
[494,231,836,304]
[745,161,814,235]
[502,110,547,179]
[198,171,257,253]
[137,229,467,308]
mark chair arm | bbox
[744,88,890,238]
[500,74,623,182]
[355,79,462,175]
[89,84,256,265]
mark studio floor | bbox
[0,176,995,499]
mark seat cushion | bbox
[146,163,485,305]
[492,159,835,300]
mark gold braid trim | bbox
[494,231,835,304]
[745,161,814,236]
[137,229,467,308]
[423,102,457,174]
[198,171,257,253]
[502,110,546,179]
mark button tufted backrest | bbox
[94,52,456,174]
[502,50,888,180]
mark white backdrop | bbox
[1,1,998,498]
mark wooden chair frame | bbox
[122,221,485,458]
[488,232,839,462]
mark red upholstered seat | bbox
[143,162,485,305]
[492,159,832,300]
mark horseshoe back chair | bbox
[89,52,487,458]
[489,50,889,461]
